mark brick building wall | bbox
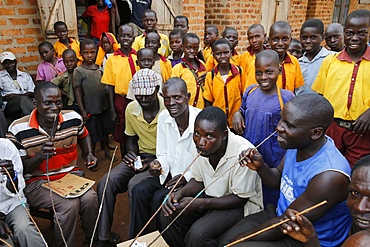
[183,0,206,42]
[0,0,42,79]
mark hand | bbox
[0,160,15,180]
[162,191,182,216]
[37,141,56,160]
[122,151,138,168]
[353,109,370,135]
[81,111,90,125]
[84,153,98,171]
[239,148,264,171]
[0,219,11,240]
[232,111,245,135]
[165,175,187,191]
[175,197,198,214]
[197,73,206,86]
[281,209,318,243]
[149,160,162,176]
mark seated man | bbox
[96,69,165,246]
[0,138,45,247]
[0,51,34,121]
[161,106,263,247]
[218,94,352,247]
[7,82,98,247]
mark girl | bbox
[36,41,66,82]
[95,32,119,71]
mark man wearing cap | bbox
[96,69,165,247]
[129,77,200,238]
[0,51,34,120]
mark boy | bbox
[74,39,113,160]
[206,27,240,71]
[203,39,245,128]
[168,29,185,67]
[145,32,172,82]
[53,21,82,63]
[174,15,189,33]
[101,24,139,157]
[325,23,345,52]
[312,10,370,167]
[132,9,170,57]
[288,39,303,59]
[37,41,66,82]
[245,21,304,93]
[171,33,207,109]
[296,19,334,95]
[52,49,79,112]
[202,25,218,62]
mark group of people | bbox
[0,4,369,247]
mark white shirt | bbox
[156,106,200,184]
[0,138,27,215]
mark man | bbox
[161,106,263,247]
[96,69,165,246]
[129,77,200,238]
[0,138,45,247]
[128,0,152,37]
[174,15,189,33]
[7,82,98,247]
[325,23,344,52]
[0,51,34,121]
[218,94,352,247]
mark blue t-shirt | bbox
[277,137,352,247]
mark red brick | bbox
[0,39,12,45]
[1,29,21,36]
[27,46,39,52]
[19,55,39,63]
[9,18,29,25]
[16,37,35,44]
[0,19,7,25]
[5,0,23,5]
[23,28,41,34]
[8,47,27,54]
[18,7,37,15]
[0,7,15,15]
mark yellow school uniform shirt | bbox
[205,49,240,71]
[171,58,207,109]
[132,31,170,57]
[202,46,212,62]
[203,64,245,127]
[245,52,304,93]
[312,47,370,121]
[54,38,83,63]
[159,55,172,82]
[239,46,258,90]
[101,49,139,95]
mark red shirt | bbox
[82,5,110,39]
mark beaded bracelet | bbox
[7,170,17,181]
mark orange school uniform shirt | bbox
[171,58,207,109]
[202,46,212,62]
[101,49,139,95]
[54,38,83,64]
[239,46,258,90]
[159,55,172,82]
[205,49,240,71]
[245,52,304,93]
[203,64,245,127]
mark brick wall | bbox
[183,0,205,43]
[306,0,334,31]
[0,0,43,80]
[288,0,309,38]
[349,1,370,14]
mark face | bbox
[288,42,303,59]
[161,84,189,119]
[135,89,158,110]
[269,27,292,56]
[300,27,323,55]
[344,17,369,54]
[101,36,113,53]
[347,166,370,233]
[35,87,62,123]
[117,26,134,49]
[223,30,238,50]
[137,50,155,69]
[145,33,160,54]
[255,56,279,92]
[193,119,227,157]
[325,27,344,52]
[174,18,188,33]
[247,27,266,52]
[39,45,54,62]
[170,34,183,53]
[2,59,17,74]
[62,53,77,73]
[80,44,97,64]
[205,28,217,46]
[142,12,157,32]
[213,43,231,66]
[183,37,199,60]
[97,0,104,7]
[54,24,68,41]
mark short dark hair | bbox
[290,38,301,45]
[211,38,231,52]
[34,81,59,100]
[183,33,200,44]
[195,106,227,133]
[206,25,219,35]
[270,21,292,36]
[248,24,265,33]
[352,155,370,175]
[256,50,279,67]
[345,9,370,26]
[142,9,157,19]
[145,32,160,42]
[62,49,77,59]
[174,15,189,26]
[163,77,188,95]
[54,21,67,31]
[137,48,154,59]
[301,18,324,35]
[80,39,96,50]
[38,41,54,50]
[222,27,238,38]
[169,29,185,39]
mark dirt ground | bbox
[35,142,131,247]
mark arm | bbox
[111,0,121,26]
[232,111,245,135]
[74,86,88,123]
[352,108,370,135]
[22,141,55,174]
[78,133,97,169]
[108,85,117,122]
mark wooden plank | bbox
[162,0,176,18]
[45,0,63,32]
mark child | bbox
[101,24,139,157]
[325,23,345,52]
[232,50,295,207]
[296,19,334,95]
[73,39,114,161]
[171,33,207,109]
[168,29,185,67]
[36,41,66,82]
[53,21,83,63]
[95,32,120,70]
[202,25,218,63]
[206,27,240,71]
[51,49,79,112]
[144,32,172,82]
[174,15,189,33]
[203,39,245,129]
[312,10,370,167]
[288,38,303,59]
